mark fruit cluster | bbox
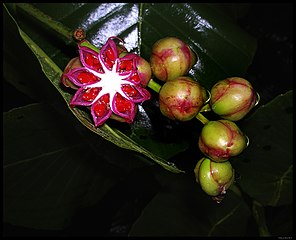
[62,31,259,203]
[149,37,259,203]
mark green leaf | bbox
[265,205,293,236]
[140,3,257,89]
[3,103,118,230]
[129,171,251,236]
[3,3,257,172]
[233,90,293,206]
[3,4,183,173]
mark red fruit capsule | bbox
[61,37,151,127]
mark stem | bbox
[138,3,144,55]
[147,78,162,93]
[196,112,209,125]
[252,200,271,237]
[229,184,242,197]
[200,103,211,112]
[16,3,72,42]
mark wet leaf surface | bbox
[3,103,120,229]
[3,3,293,236]
[233,90,293,206]
[129,170,251,236]
[3,3,257,172]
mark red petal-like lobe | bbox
[112,93,136,122]
[91,94,112,127]
[99,37,119,70]
[79,45,103,73]
[61,57,82,89]
[121,84,151,103]
[70,87,101,107]
[64,68,100,87]
[117,53,138,79]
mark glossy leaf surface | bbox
[234,90,293,206]
[6,3,290,235]
[3,3,257,173]
[3,103,119,229]
[129,171,251,236]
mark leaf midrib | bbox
[4,144,83,169]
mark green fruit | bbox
[159,76,207,121]
[210,77,258,121]
[194,157,235,198]
[150,37,197,81]
[198,120,248,162]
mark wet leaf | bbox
[129,171,251,236]
[3,103,118,230]
[4,3,186,173]
[233,90,293,206]
[140,3,257,89]
[3,3,257,165]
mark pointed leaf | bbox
[3,103,118,230]
[4,3,257,172]
[129,171,251,236]
[233,90,293,206]
[3,4,183,173]
[140,3,257,89]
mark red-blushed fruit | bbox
[194,157,235,203]
[61,57,82,90]
[198,119,248,162]
[159,76,207,121]
[61,37,151,127]
[150,37,197,81]
[210,77,258,121]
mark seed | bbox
[104,57,114,69]
[85,53,101,69]
[93,94,110,117]
[130,73,140,84]
[106,48,115,61]
[100,94,110,104]
[122,85,137,97]
[119,60,133,72]
[94,103,107,117]
[82,88,99,101]
[77,72,97,84]
[115,94,132,112]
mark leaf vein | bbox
[4,144,82,169]
[270,164,293,205]
[208,201,242,236]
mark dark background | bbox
[3,3,293,236]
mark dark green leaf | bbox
[3,3,186,173]
[3,3,257,172]
[3,103,118,230]
[140,3,257,89]
[233,90,293,206]
[129,171,251,236]
[265,205,293,236]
